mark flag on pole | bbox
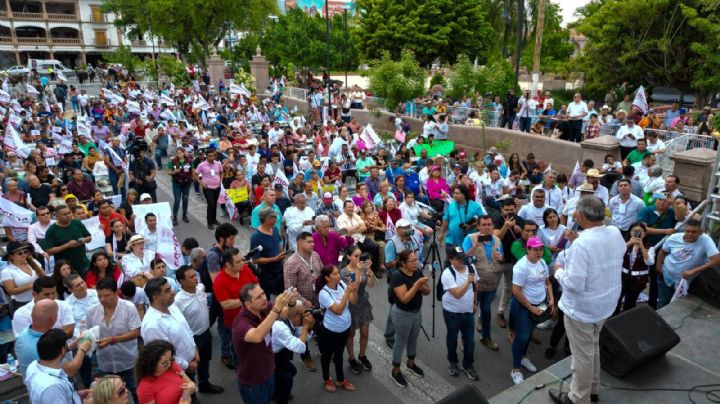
[573,160,580,175]
[4,124,31,158]
[57,70,67,82]
[143,89,156,100]
[230,83,251,97]
[160,109,177,121]
[159,93,175,106]
[0,88,10,103]
[126,100,141,114]
[219,185,237,220]
[76,120,91,138]
[385,214,397,240]
[271,168,290,196]
[25,83,39,96]
[544,163,553,174]
[632,85,649,115]
[193,95,209,110]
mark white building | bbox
[0,0,173,68]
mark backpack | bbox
[401,120,412,134]
[436,264,477,301]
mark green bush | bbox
[157,55,190,88]
[364,50,426,110]
[429,72,446,89]
[103,45,142,75]
[447,55,516,101]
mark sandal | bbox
[324,378,336,393]
[334,379,356,391]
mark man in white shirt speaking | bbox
[550,197,625,404]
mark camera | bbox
[633,230,642,239]
[477,233,492,243]
[359,252,371,262]
[460,215,479,231]
[130,139,149,156]
[305,307,324,322]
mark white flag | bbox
[25,83,39,96]
[0,88,10,103]
[230,83,251,97]
[0,197,33,228]
[57,70,68,82]
[573,160,580,175]
[4,124,31,158]
[219,185,237,221]
[143,89,156,100]
[160,109,177,121]
[126,100,141,114]
[102,88,115,100]
[632,85,649,115]
[76,120,92,138]
[359,124,381,149]
[544,163,553,174]
[132,202,183,269]
[272,169,290,195]
[193,95,209,111]
[159,93,175,106]
[385,213,397,240]
[106,145,129,178]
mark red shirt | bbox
[85,265,121,289]
[137,361,184,404]
[213,267,258,327]
[99,212,128,237]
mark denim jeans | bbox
[510,297,536,368]
[239,373,274,404]
[218,320,234,359]
[172,181,191,218]
[442,310,475,368]
[657,274,677,309]
[477,289,497,339]
[107,167,125,200]
[390,305,421,367]
[384,304,395,346]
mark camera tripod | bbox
[421,229,444,339]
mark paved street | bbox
[152,168,567,404]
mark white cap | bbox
[140,193,152,201]
[396,219,412,228]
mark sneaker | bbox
[324,378,336,393]
[511,369,525,385]
[497,313,507,328]
[462,367,479,381]
[521,358,538,372]
[359,355,372,371]
[537,318,556,329]
[481,337,499,351]
[391,371,408,387]
[348,359,362,375]
[406,363,424,378]
[448,362,459,377]
[301,356,318,372]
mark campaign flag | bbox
[0,88,10,103]
[4,124,31,158]
[359,126,378,149]
[58,136,74,154]
[385,213,397,240]
[7,113,21,127]
[219,185,237,221]
[143,89,156,100]
[102,88,114,100]
[133,202,182,269]
[412,140,455,158]
[632,85,649,115]
[192,80,201,93]
[544,163,553,174]
[1,78,7,95]
[193,95,209,111]
[671,278,689,303]
[159,93,175,106]
[573,160,580,175]
[126,100,141,114]
[57,70,68,82]
[76,120,91,138]
[25,83,39,96]
[81,216,106,251]
[272,169,290,195]
[230,83,251,97]
[160,109,177,121]
[0,197,33,229]
[106,144,129,178]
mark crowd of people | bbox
[0,69,717,404]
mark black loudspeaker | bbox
[689,267,720,308]
[436,385,489,404]
[600,304,680,377]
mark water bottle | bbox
[6,354,16,372]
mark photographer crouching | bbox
[128,139,158,202]
[272,299,316,404]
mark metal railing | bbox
[600,123,621,137]
[13,11,43,19]
[285,87,308,101]
[656,132,716,176]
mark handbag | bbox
[530,302,552,324]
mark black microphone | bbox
[243,245,264,260]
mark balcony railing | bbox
[16,36,49,44]
[48,12,78,21]
[13,11,43,19]
[0,10,8,17]
[52,37,81,45]
[90,15,107,23]
[131,40,147,46]
[0,36,12,43]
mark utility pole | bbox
[531,0,546,94]
[324,0,332,123]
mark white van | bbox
[27,59,75,77]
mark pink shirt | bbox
[426,177,449,200]
[196,160,222,189]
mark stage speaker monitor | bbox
[689,266,720,309]
[436,384,489,404]
[600,304,680,378]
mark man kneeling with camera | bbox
[272,300,316,404]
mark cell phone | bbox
[477,234,492,243]
[633,230,642,238]
[350,272,356,282]
[359,252,371,262]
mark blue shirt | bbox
[385,166,404,184]
[15,327,43,375]
[541,109,557,128]
[404,170,421,195]
[443,200,485,246]
[661,233,719,287]
[250,203,283,232]
[462,235,504,263]
[664,109,680,128]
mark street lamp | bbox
[514,0,524,92]
[324,0,331,120]
[342,6,349,91]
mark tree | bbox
[102,0,276,65]
[103,45,142,75]
[520,0,575,73]
[364,50,426,110]
[576,0,720,105]
[231,9,360,77]
[355,0,494,66]
[448,55,517,101]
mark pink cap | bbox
[322,192,333,201]
[431,165,441,172]
[526,237,544,249]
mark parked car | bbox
[27,59,75,78]
[5,65,28,75]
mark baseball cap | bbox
[526,237,544,249]
[140,193,152,201]
[488,147,498,154]
[313,160,321,167]
[396,219,411,228]
[322,192,333,201]
[458,152,467,158]
[679,108,687,114]
[431,165,441,172]
[448,246,465,260]
[273,183,284,191]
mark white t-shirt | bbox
[319,282,351,333]
[567,101,588,120]
[512,256,549,305]
[441,265,476,313]
[0,262,40,302]
[518,203,549,227]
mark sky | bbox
[555,0,590,26]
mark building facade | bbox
[0,0,173,68]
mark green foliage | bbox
[576,0,720,105]
[102,0,276,64]
[520,0,575,73]
[364,50,426,110]
[355,0,494,66]
[231,8,359,76]
[429,72,447,89]
[156,55,190,88]
[233,69,256,94]
[102,45,141,75]
[448,55,517,100]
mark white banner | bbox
[159,93,175,106]
[4,124,31,158]
[57,70,68,82]
[25,83,39,96]
[126,100,141,114]
[0,198,33,228]
[132,202,182,269]
[58,136,74,154]
[272,168,290,195]
[143,89,156,100]
[385,213,397,240]
[76,120,91,138]
[230,83,251,97]
[632,85,649,115]
[81,216,106,251]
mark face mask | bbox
[401,228,415,237]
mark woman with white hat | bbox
[121,235,154,285]
[0,241,45,314]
